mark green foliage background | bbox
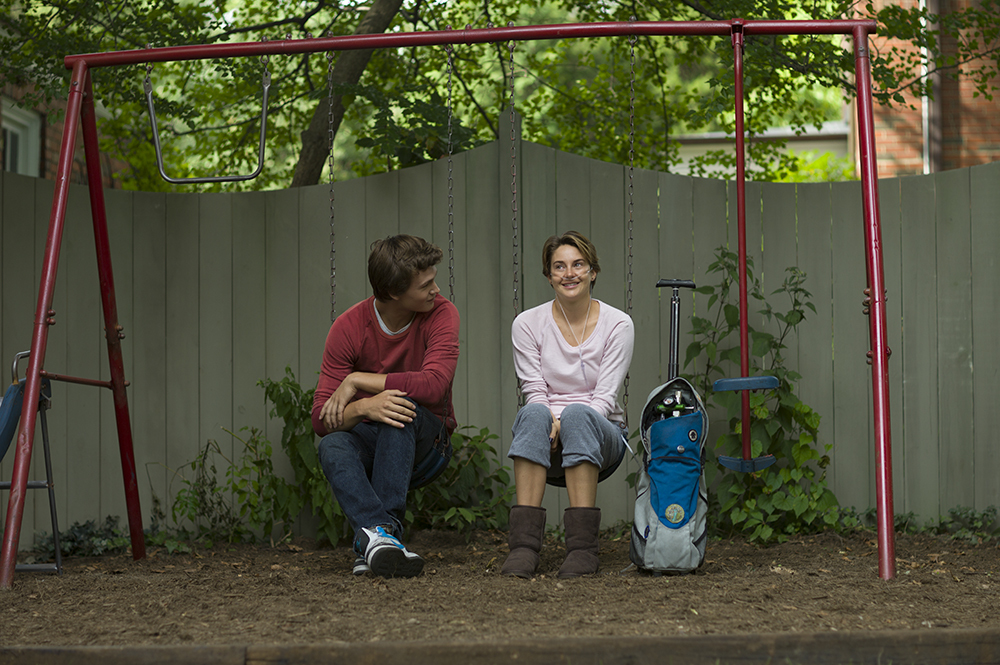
[3,0,997,190]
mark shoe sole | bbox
[368,545,425,578]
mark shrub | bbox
[407,426,514,534]
[261,370,348,545]
[34,515,130,558]
[263,368,514,542]
[142,368,516,548]
[686,247,839,543]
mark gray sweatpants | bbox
[508,403,625,481]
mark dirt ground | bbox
[2,528,999,647]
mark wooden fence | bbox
[2,134,998,542]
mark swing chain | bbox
[508,31,519,317]
[327,48,337,321]
[446,38,456,303]
[508,30,524,408]
[623,22,639,427]
[626,26,637,319]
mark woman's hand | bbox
[549,411,561,452]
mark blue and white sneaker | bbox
[354,526,424,578]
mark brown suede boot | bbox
[500,505,546,578]
[558,507,601,578]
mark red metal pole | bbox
[853,26,895,580]
[0,61,88,589]
[63,20,877,71]
[732,23,753,461]
[80,74,146,561]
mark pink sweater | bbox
[311,295,460,436]
[512,300,634,422]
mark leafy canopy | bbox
[2,0,997,189]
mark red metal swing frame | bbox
[1,18,895,587]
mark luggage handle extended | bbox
[656,279,696,381]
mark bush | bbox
[147,368,515,548]
[686,247,840,543]
[407,426,514,533]
[34,515,130,558]
[263,368,515,542]
[941,506,1000,543]
[261,370,348,546]
[164,427,304,547]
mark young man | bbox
[312,235,459,578]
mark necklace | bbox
[556,297,592,348]
[556,297,592,388]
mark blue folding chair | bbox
[0,351,62,574]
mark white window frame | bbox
[2,97,42,177]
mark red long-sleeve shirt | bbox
[311,295,460,437]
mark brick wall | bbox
[867,0,1000,176]
[2,84,124,188]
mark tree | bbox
[2,0,997,189]
[508,0,1000,178]
[290,0,403,187]
[1,0,419,190]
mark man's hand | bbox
[359,390,415,429]
[320,385,414,432]
[320,375,359,431]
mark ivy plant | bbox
[686,247,840,543]
[261,369,351,546]
[145,368,515,549]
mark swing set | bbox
[0,18,896,587]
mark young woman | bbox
[502,230,634,579]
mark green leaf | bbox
[724,303,741,328]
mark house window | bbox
[2,97,42,177]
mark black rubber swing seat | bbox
[713,375,779,473]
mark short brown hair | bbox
[541,230,601,288]
[368,235,443,301]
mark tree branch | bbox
[290,0,405,187]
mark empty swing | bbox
[143,47,272,185]
[646,26,776,474]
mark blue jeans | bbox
[318,400,444,540]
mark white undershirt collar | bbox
[373,300,414,336]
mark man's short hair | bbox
[368,235,443,301]
[541,230,601,288]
